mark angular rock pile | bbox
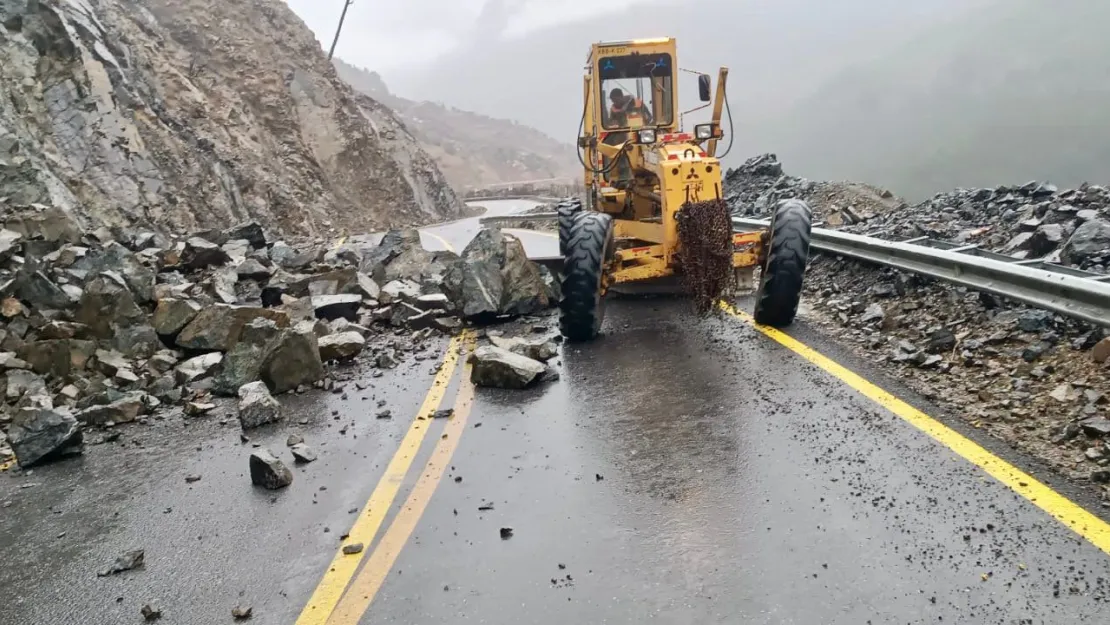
[725,153,1110,273]
[0,215,557,467]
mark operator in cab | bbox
[607,88,653,128]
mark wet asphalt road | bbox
[3,202,1110,624]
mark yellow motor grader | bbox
[558,37,812,341]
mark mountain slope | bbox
[0,0,464,238]
[333,58,577,190]
[766,0,1110,199]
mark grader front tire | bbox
[559,212,614,342]
[753,199,812,327]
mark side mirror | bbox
[698,74,711,102]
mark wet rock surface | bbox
[0,213,556,470]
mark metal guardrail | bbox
[733,217,1110,327]
[479,212,558,226]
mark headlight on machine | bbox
[694,124,714,140]
[637,128,657,144]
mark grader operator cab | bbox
[558,37,813,341]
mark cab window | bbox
[599,53,673,130]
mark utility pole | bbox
[327,0,354,60]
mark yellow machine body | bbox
[579,37,761,288]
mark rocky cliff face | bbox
[0,0,464,239]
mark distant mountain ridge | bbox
[333,58,578,191]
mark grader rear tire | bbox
[557,199,584,257]
[559,212,614,342]
[753,199,812,327]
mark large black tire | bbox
[753,199,812,327]
[557,198,584,257]
[560,212,614,342]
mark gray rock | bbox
[182,237,231,269]
[318,331,366,361]
[97,549,145,576]
[379,279,421,305]
[6,369,47,401]
[1081,418,1110,437]
[415,293,450,311]
[1017,310,1053,332]
[1029,223,1065,256]
[361,229,421,280]
[1021,342,1051,362]
[8,408,83,467]
[375,348,399,369]
[71,243,156,304]
[311,294,362,321]
[0,352,29,371]
[211,266,239,304]
[443,229,553,320]
[152,298,202,337]
[238,381,282,429]
[269,242,315,270]
[468,345,546,389]
[249,449,293,489]
[16,271,72,310]
[175,352,223,384]
[925,328,956,353]
[74,273,159,357]
[226,222,267,249]
[213,318,284,396]
[1061,219,1110,266]
[488,336,559,362]
[290,443,317,463]
[860,303,884,323]
[262,321,325,394]
[176,305,289,352]
[236,258,272,281]
[75,392,148,425]
[357,273,380,300]
[17,340,82,377]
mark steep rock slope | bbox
[333,59,576,191]
[0,0,464,238]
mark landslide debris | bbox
[725,154,1110,495]
[0,0,465,239]
[0,218,557,468]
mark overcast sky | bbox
[282,0,651,81]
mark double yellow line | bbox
[295,332,476,625]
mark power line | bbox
[327,0,355,60]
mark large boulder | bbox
[261,321,325,393]
[74,273,160,357]
[175,305,290,352]
[318,331,366,361]
[361,228,421,280]
[443,228,554,320]
[310,294,362,321]
[16,339,95,378]
[468,345,546,389]
[14,271,72,310]
[213,318,285,396]
[489,335,559,362]
[75,392,149,425]
[237,381,282,429]
[1061,219,1110,266]
[8,407,83,467]
[152,298,203,338]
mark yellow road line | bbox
[420,230,455,253]
[328,344,478,623]
[722,302,1110,556]
[0,459,15,472]
[294,333,468,625]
